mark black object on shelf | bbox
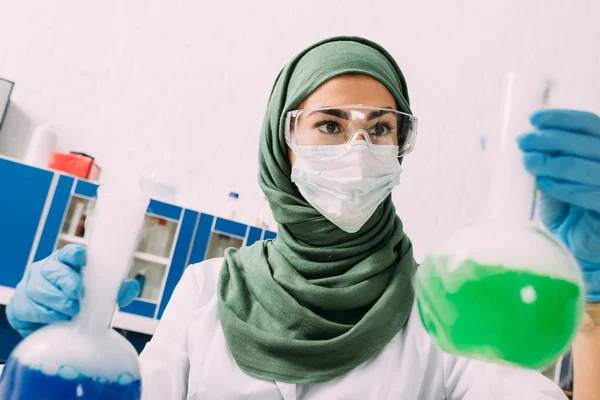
[75,212,86,237]
[0,78,14,133]
[70,151,95,161]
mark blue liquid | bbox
[0,358,141,400]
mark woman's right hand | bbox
[6,244,141,337]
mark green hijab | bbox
[218,36,418,384]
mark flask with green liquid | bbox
[416,73,585,370]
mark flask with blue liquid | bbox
[0,185,149,399]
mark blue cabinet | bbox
[157,209,198,319]
[187,213,214,265]
[38,181,189,322]
[0,157,278,336]
[246,226,263,246]
[0,159,54,287]
[263,230,277,240]
[33,175,75,262]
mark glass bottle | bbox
[225,192,239,221]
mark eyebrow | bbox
[308,108,350,119]
[367,109,394,121]
[308,107,395,120]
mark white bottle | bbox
[225,192,239,221]
[145,218,171,257]
[23,123,57,168]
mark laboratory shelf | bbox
[112,311,158,336]
[0,287,159,336]
[55,241,169,293]
[133,252,170,265]
[0,286,159,336]
[58,233,86,245]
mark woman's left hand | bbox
[518,109,600,302]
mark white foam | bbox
[432,221,583,284]
[58,365,79,380]
[117,373,136,385]
[12,322,141,383]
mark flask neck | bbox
[486,73,549,223]
[73,186,148,333]
[486,134,537,223]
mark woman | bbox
[7,37,600,399]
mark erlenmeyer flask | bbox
[416,73,584,369]
[0,185,149,399]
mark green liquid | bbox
[416,256,583,369]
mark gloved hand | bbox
[518,109,600,302]
[6,244,141,337]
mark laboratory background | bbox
[0,0,598,396]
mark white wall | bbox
[1,0,598,260]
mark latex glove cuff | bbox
[579,258,600,303]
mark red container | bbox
[48,151,101,181]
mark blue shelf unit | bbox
[0,159,54,289]
[0,157,277,356]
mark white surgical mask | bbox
[291,142,402,233]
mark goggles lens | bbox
[285,105,418,157]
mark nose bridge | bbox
[347,129,372,147]
[346,112,369,143]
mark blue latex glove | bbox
[518,109,600,302]
[6,244,141,337]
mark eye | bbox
[315,121,341,134]
[369,123,392,136]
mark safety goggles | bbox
[284,105,418,158]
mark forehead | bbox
[297,74,397,110]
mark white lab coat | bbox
[139,258,567,400]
